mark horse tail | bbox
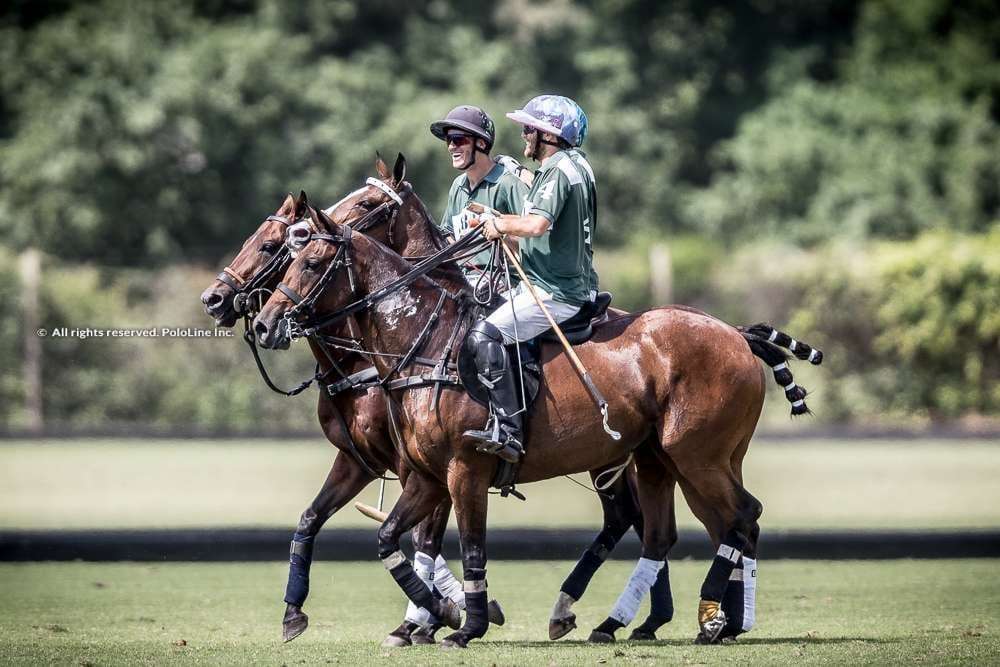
[737,323,823,417]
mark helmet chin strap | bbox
[458,141,489,171]
[526,129,560,161]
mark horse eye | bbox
[357,200,374,210]
[260,242,278,254]
[304,258,321,272]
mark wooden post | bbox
[649,243,673,305]
[20,249,43,433]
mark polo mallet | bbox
[467,204,621,440]
[353,477,390,522]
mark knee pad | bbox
[458,320,509,399]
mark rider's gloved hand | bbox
[494,155,535,186]
[465,203,505,241]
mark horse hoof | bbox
[588,629,616,643]
[380,633,411,648]
[628,628,657,641]
[548,614,577,641]
[487,599,506,626]
[695,608,727,645]
[281,609,309,643]
[409,624,439,645]
[439,599,462,630]
[440,632,469,649]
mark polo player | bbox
[463,94,599,464]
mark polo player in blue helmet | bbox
[463,94,599,463]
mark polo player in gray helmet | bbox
[431,105,529,279]
[462,94,599,464]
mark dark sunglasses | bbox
[521,125,537,138]
[446,133,473,146]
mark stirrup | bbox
[464,418,523,463]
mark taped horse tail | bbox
[738,324,822,416]
[741,323,823,365]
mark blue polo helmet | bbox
[506,95,588,148]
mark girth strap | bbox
[386,371,460,392]
[326,366,380,397]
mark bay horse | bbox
[252,170,821,647]
[198,160,649,644]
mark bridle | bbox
[215,213,301,318]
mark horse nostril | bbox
[203,291,223,308]
[254,320,269,340]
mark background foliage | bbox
[1,0,997,430]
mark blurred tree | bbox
[690,0,1000,245]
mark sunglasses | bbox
[446,133,473,147]
[521,125,537,138]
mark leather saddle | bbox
[459,291,613,408]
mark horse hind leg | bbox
[628,463,678,641]
[674,463,763,645]
[588,447,676,643]
[282,452,373,642]
[550,459,642,641]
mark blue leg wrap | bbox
[283,532,314,606]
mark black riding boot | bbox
[462,321,524,463]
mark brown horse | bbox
[251,180,815,647]
[200,187,476,645]
[198,162,648,645]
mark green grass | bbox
[1,560,998,665]
[2,438,999,531]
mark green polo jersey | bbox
[519,149,598,306]
[439,162,529,270]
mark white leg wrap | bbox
[609,557,664,625]
[742,557,757,631]
[433,555,466,608]
[404,599,432,626]
[403,551,438,626]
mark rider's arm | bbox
[493,213,551,238]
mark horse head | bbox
[200,191,310,327]
[253,205,369,350]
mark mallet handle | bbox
[498,241,607,408]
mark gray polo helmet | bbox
[430,105,496,150]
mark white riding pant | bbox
[485,282,582,344]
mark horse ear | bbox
[375,152,390,180]
[295,190,309,218]
[307,204,321,228]
[392,153,406,185]
[279,193,296,215]
[315,206,335,232]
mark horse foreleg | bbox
[282,451,373,642]
[440,460,492,649]
[377,471,461,635]
[549,462,643,641]
[385,499,454,647]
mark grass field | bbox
[1,438,999,531]
[1,560,998,665]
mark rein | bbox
[287,225,488,337]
